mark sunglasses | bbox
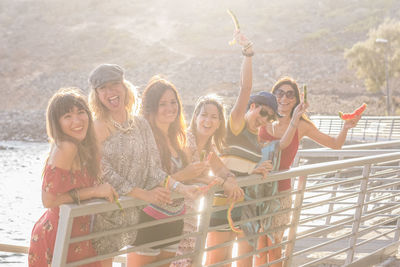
[259,108,275,121]
[274,89,296,99]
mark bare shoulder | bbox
[298,118,314,136]
[93,119,110,144]
[50,141,77,170]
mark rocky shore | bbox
[0,111,47,142]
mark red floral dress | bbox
[28,165,101,267]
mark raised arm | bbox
[230,31,254,133]
[279,101,308,149]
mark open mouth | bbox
[108,96,120,107]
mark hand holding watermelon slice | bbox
[339,103,367,120]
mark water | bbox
[0,141,49,266]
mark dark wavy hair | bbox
[189,94,226,153]
[271,76,311,123]
[46,88,99,179]
[141,76,188,174]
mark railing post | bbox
[325,157,343,227]
[389,118,395,140]
[362,118,368,141]
[284,175,307,267]
[328,118,333,135]
[375,119,382,142]
[345,164,371,265]
[394,217,400,242]
[52,205,74,267]
[192,191,214,266]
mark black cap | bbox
[249,91,281,117]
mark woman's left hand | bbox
[343,114,361,130]
[252,160,273,179]
[223,177,244,202]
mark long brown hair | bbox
[189,94,226,153]
[46,88,99,179]
[141,76,188,174]
[271,76,312,123]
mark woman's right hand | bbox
[292,101,308,121]
[95,183,118,203]
[143,187,172,205]
[252,160,273,179]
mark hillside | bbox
[1,0,399,141]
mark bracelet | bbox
[164,175,171,189]
[243,41,253,51]
[242,50,254,57]
[68,188,80,205]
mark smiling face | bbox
[274,84,298,116]
[155,89,179,128]
[247,103,275,132]
[195,103,221,138]
[96,81,126,113]
[58,105,89,142]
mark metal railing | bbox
[48,150,400,267]
[310,116,400,142]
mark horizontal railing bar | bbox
[355,218,399,240]
[296,219,354,240]
[299,204,358,224]
[301,193,360,211]
[305,140,400,151]
[0,243,29,254]
[303,177,365,192]
[293,232,353,256]
[53,151,400,266]
[297,246,349,267]
[304,189,400,194]
[296,149,399,158]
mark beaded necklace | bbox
[110,115,135,133]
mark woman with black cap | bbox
[87,64,198,267]
[206,31,307,267]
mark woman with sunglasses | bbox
[256,76,361,267]
[206,31,307,267]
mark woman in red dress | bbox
[257,77,361,267]
[28,88,117,267]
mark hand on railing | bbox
[176,183,201,200]
[95,183,119,203]
[222,176,244,202]
[144,186,172,205]
[252,160,273,179]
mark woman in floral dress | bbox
[28,88,117,267]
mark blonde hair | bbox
[89,80,138,122]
